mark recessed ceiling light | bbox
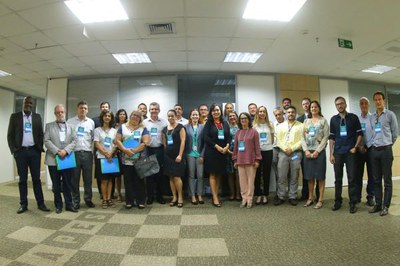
[214,79,236,86]
[224,52,263,63]
[243,0,308,22]
[361,65,397,74]
[0,70,12,77]
[113,53,151,64]
[64,0,128,24]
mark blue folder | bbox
[122,137,140,159]
[56,152,77,171]
[100,158,120,174]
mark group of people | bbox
[7,91,397,217]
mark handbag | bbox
[133,154,160,179]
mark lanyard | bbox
[239,128,249,141]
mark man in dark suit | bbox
[7,96,50,214]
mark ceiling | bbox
[1,0,400,98]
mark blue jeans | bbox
[48,166,74,209]
[333,152,357,205]
[14,147,45,207]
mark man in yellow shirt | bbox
[275,106,304,206]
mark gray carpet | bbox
[0,180,400,265]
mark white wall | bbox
[236,75,276,121]
[0,88,15,183]
[320,78,349,187]
[45,78,68,188]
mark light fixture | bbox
[0,70,12,77]
[64,0,128,24]
[361,65,397,74]
[224,52,263,63]
[137,79,163,86]
[214,79,236,86]
[112,53,152,64]
[243,0,308,22]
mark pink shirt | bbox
[232,128,262,165]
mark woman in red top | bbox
[233,112,262,208]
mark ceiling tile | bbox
[18,2,80,29]
[3,51,42,64]
[0,13,36,37]
[374,41,400,56]
[228,38,274,52]
[0,0,58,11]
[356,52,394,64]
[188,52,225,62]
[0,2,11,16]
[124,0,183,19]
[38,68,70,78]
[43,25,91,45]
[63,42,109,56]
[149,52,186,62]
[122,63,157,73]
[0,38,24,54]
[90,64,125,74]
[187,62,221,71]
[133,18,185,39]
[235,20,286,39]
[154,62,187,72]
[186,0,246,17]
[31,46,72,60]
[187,37,230,51]
[63,66,98,76]
[186,18,238,37]
[0,64,32,74]
[8,31,57,49]
[219,62,253,72]
[49,57,85,68]
[24,61,57,71]
[142,38,186,52]
[85,21,139,41]
[15,71,43,79]
[101,40,146,53]
[79,54,118,66]
[0,56,17,66]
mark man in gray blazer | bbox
[44,104,78,213]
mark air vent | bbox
[147,23,176,35]
[386,46,400,53]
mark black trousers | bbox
[369,146,393,208]
[333,152,357,205]
[123,164,146,205]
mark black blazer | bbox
[7,112,44,154]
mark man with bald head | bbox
[7,96,50,214]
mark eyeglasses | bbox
[335,102,345,107]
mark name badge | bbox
[193,145,198,152]
[375,122,382,133]
[59,131,66,142]
[291,153,299,161]
[167,135,173,145]
[340,125,347,137]
[133,130,141,139]
[218,129,224,140]
[309,126,316,137]
[361,123,366,132]
[150,127,157,136]
[24,122,32,133]
[260,132,268,143]
[238,141,245,152]
[77,126,85,137]
[104,137,112,147]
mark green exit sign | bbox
[338,38,353,49]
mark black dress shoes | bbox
[147,198,154,205]
[66,206,78,213]
[274,198,285,206]
[380,207,389,216]
[157,197,166,204]
[17,206,28,214]
[289,199,298,206]
[366,198,375,207]
[331,203,342,211]
[349,205,358,214]
[369,205,382,213]
[38,205,50,212]
[56,208,62,214]
[85,201,95,208]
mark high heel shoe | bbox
[303,198,314,207]
[255,196,262,205]
[177,202,183,208]
[169,200,178,207]
[314,201,323,209]
[262,196,268,205]
[212,200,222,207]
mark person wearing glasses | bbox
[368,91,398,216]
[329,97,363,214]
[233,112,262,208]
